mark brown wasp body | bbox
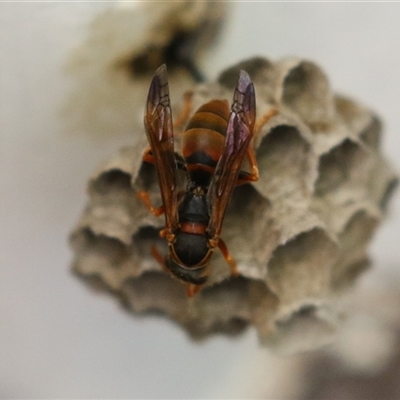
[140,64,266,296]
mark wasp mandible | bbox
[138,64,276,296]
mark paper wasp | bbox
[138,64,276,296]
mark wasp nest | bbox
[70,57,397,350]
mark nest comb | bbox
[70,57,397,351]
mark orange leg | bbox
[236,108,278,185]
[186,283,202,298]
[218,238,239,277]
[137,191,164,217]
[151,245,169,272]
[142,146,155,164]
[246,146,259,181]
[159,228,175,244]
[254,107,278,134]
[151,245,164,266]
[237,146,259,185]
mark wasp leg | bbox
[142,146,155,165]
[217,238,239,277]
[159,228,175,243]
[254,107,279,134]
[236,144,259,185]
[237,146,259,185]
[150,245,170,274]
[151,245,164,266]
[186,283,202,297]
[137,191,165,217]
[237,108,278,185]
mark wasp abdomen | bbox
[182,100,230,184]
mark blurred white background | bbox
[1,2,399,398]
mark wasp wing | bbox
[207,70,256,240]
[144,64,179,232]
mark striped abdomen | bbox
[181,99,230,186]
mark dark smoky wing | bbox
[144,64,179,231]
[207,70,256,239]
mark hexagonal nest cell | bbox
[70,57,397,351]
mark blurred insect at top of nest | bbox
[137,64,277,297]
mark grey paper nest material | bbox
[70,57,397,350]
